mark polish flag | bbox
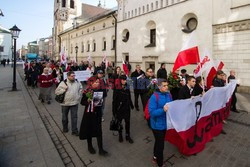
[165,81,237,155]
[172,31,200,73]
[122,58,129,76]
[87,54,93,65]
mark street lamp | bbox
[9,25,21,91]
[75,45,78,63]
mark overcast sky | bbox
[0,0,117,49]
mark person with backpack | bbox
[148,79,172,167]
[55,71,82,136]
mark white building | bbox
[116,0,250,91]
[0,25,12,61]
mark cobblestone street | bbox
[0,65,250,167]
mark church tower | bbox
[53,0,82,59]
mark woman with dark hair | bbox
[113,75,134,143]
[79,77,108,156]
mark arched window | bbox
[87,41,90,52]
[81,42,84,53]
[62,0,66,7]
[111,36,116,50]
[70,0,74,9]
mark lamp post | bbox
[75,45,78,63]
[9,25,21,91]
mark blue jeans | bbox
[62,104,78,132]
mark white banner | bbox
[63,71,92,82]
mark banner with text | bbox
[63,71,92,82]
[166,81,237,155]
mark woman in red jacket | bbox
[38,68,54,104]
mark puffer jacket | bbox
[149,90,172,130]
[55,79,83,106]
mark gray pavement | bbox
[0,65,64,167]
[1,65,250,167]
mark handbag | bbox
[110,117,123,131]
[55,80,67,103]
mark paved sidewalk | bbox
[0,66,64,167]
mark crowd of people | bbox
[23,59,239,167]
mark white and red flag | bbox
[122,58,129,76]
[60,50,67,65]
[165,81,237,155]
[87,54,93,65]
[172,31,200,73]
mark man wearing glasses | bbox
[55,71,83,136]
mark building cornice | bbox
[213,19,250,34]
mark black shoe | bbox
[41,99,44,103]
[119,134,123,143]
[232,110,240,113]
[221,130,227,135]
[63,129,69,133]
[47,101,51,104]
[99,149,108,156]
[126,136,134,144]
[71,131,79,136]
[88,146,96,154]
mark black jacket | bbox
[178,85,194,99]
[212,78,225,87]
[113,85,134,120]
[157,68,167,79]
[193,84,204,96]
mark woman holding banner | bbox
[149,79,172,167]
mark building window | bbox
[62,0,66,7]
[71,44,73,53]
[125,13,127,19]
[70,0,74,9]
[172,0,174,4]
[87,28,89,33]
[150,29,156,45]
[81,42,84,52]
[156,1,159,9]
[166,0,169,6]
[122,29,130,42]
[147,4,149,12]
[111,36,116,50]
[112,20,115,25]
[93,27,95,31]
[128,11,130,18]
[135,9,137,16]
[103,38,106,51]
[87,42,90,52]
[131,10,133,17]
[93,40,96,52]
[139,7,141,15]
[76,33,78,37]
[151,3,154,10]
[143,6,145,13]
[0,46,4,52]
[103,23,106,28]
[161,0,163,7]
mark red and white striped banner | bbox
[165,81,237,155]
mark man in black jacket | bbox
[178,76,196,99]
[157,63,167,79]
[228,70,240,113]
[131,65,145,111]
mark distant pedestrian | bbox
[2,59,6,67]
[38,68,53,104]
[7,58,10,65]
[193,76,206,96]
[157,63,167,79]
[149,79,172,167]
[55,71,82,136]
